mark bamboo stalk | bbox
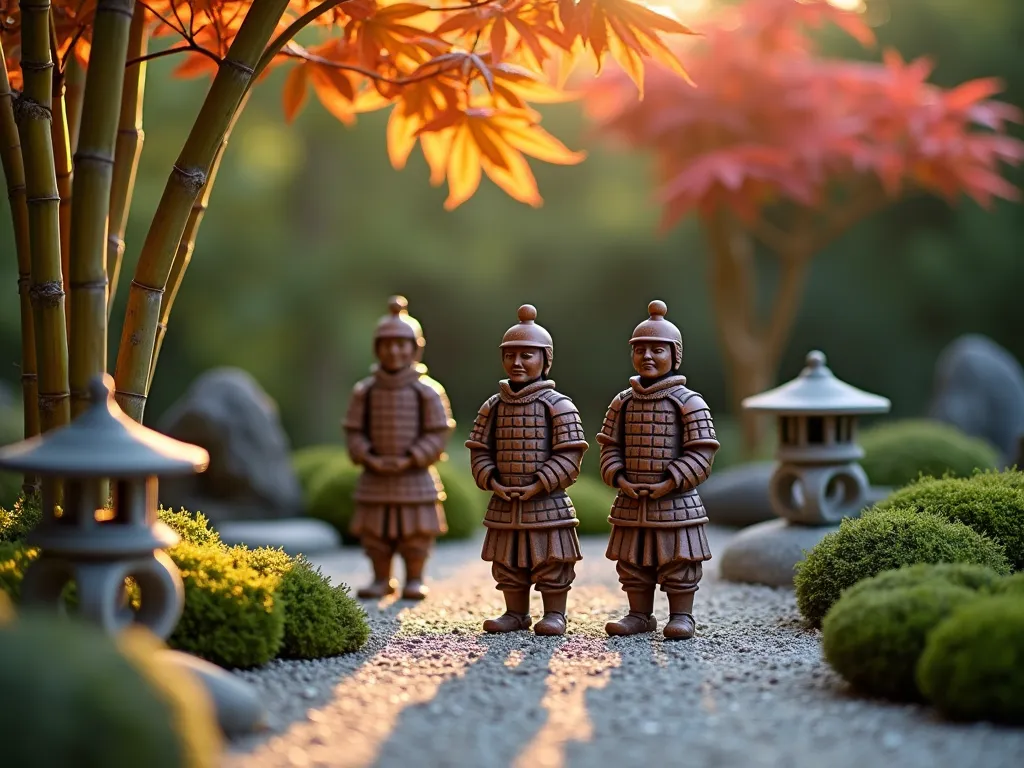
[65,54,85,155]
[17,0,70,434]
[69,0,136,418]
[113,0,291,422]
[49,23,73,330]
[107,4,148,320]
[1,44,41,494]
[148,96,248,391]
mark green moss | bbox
[794,507,1010,627]
[822,583,978,701]
[918,596,1024,724]
[0,496,41,544]
[293,444,350,493]
[0,541,37,603]
[236,545,370,659]
[167,542,285,669]
[567,475,614,536]
[988,572,1024,596]
[840,563,1004,604]
[858,419,1000,488]
[0,506,369,666]
[0,614,221,767]
[872,472,1024,570]
[158,507,222,548]
[300,445,480,541]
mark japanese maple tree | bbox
[0,0,696,491]
[584,0,1024,457]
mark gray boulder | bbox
[701,461,777,527]
[157,368,303,523]
[928,334,1024,466]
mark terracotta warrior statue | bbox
[597,300,720,640]
[466,305,588,636]
[344,296,456,600]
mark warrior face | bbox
[377,337,417,372]
[632,342,673,378]
[503,346,545,383]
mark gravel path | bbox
[223,527,1024,768]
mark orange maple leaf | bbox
[560,0,697,96]
[415,105,586,210]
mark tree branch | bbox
[127,41,221,67]
[252,0,349,80]
[282,45,460,86]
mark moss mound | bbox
[873,472,1024,570]
[988,572,1024,596]
[567,475,614,535]
[0,507,370,669]
[167,542,285,669]
[300,445,481,541]
[794,507,1010,627]
[918,596,1024,724]
[822,583,978,701]
[293,444,350,492]
[858,419,1000,489]
[840,562,1004,604]
[0,613,221,767]
[239,546,370,658]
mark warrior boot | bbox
[534,591,568,636]
[664,591,696,640]
[357,554,398,599]
[605,589,658,636]
[401,554,429,601]
[483,590,532,633]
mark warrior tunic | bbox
[597,375,720,593]
[466,379,588,594]
[344,364,456,555]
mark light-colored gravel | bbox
[222,527,1024,768]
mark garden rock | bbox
[157,368,303,523]
[216,519,341,556]
[162,649,268,737]
[928,334,1024,466]
[718,518,840,587]
[700,461,777,527]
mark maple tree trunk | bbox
[113,0,292,423]
[68,0,136,418]
[0,43,40,493]
[107,4,147,321]
[17,0,71,435]
[701,210,812,460]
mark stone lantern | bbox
[0,375,206,637]
[719,351,892,587]
[0,374,265,735]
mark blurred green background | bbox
[0,0,1021,465]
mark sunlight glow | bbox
[827,0,867,11]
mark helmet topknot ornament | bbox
[499,304,554,375]
[629,300,683,369]
[374,295,425,349]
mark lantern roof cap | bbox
[741,350,891,415]
[0,375,209,477]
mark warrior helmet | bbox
[499,304,554,375]
[629,300,683,369]
[374,296,425,353]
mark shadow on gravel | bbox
[372,631,565,767]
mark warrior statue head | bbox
[629,300,683,377]
[499,304,554,383]
[374,295,425,372]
